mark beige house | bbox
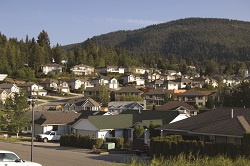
[41,63,63,75]
[70,64,94,75]
[177,89,206,107]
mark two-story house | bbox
[39,79,59,91]
[17,83,47,96]
[41,63,63,75]
[98,66,125,74]
[70,64,95,75]
[91,75,110,86]
[0,83,20,94]
[162,80,179,90]
[177,89,206,107]
[114,86,143,101]
[144,88,172,107]
[174,77,192,89]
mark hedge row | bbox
[60,134,103,149]
[150,134,250,158]
[106,137,124,149]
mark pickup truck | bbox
[36,131,61,142]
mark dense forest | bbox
[1,18,250,81]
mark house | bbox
[162,80,179,90]
[156,101,199,116]
[34,111,82,135]
[114,86,143,101]
[0,89,8,104]
[84,85,103,98]
[39,79,58,91]
[41,63,63,75]
[71,114,134,141]
[71,110,182,143]
[174,77,192,89]
[61,97,101,112]
[70,64,94,75]
[57,81,70,93]
[108,101,146,114]
[17,83,47,96]
[67,78,83,91]
[134,67,146,75]
[144,88,172,107]
[91,75,110,86]
[156,107,250,145]
[0,83,20,94]
[145,80,164,89]
[177,89,206,107]
[119,73,136,85]
[109,77,119,89]
[98,66,125,74]
[143,72,163,82]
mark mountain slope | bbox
[76,18,250,64]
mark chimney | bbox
[231,109,233,118]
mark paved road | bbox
[0,141,147,166]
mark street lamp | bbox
[27,96,35,162]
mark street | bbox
[0,141,144,166]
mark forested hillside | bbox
[1,18,250,81]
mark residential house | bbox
[57,81,70,93]
[84,85,102,98]
[156,107,250,145]
[143,72,163,82]
[144,88,172,107]
[71,114,134,141]
[70,64,94,75]
[109,77,119,89]
[91,75,110,86]
[61,97,100,112]
[177,89,206,107]
[174,77,192,89]
[39,79,59,91]
[114,86,143,101]
[134,76,145,86]
[156,101,198,116]
[0,89,8,104]
[134,67,146,75]
[98,66,125,74]
[162,80,179,90]
[108,101,146,114]
[71,110,182,143]
[67,78,95,91]
[17,83,47,96]
[167,70,182,76]
[119,73,136,85]
[34,111,84,135]
[41,63,63,75]
[0,83,20,94]
[145,80,164,89]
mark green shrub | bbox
[91,138,104,149]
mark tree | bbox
[163,92,173,103]
[0,91,30,137]
[149,123,161,138]
[134,125,144,138]
[96,85,110,107]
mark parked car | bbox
[36,131,61,142]
[0,150,42,166]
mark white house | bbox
[41,63,63,75]
[0,83,20,94]
[99,66,125,74]
[109,78,119,89]
[70,64,94,75]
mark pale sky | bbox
[1,0,249,47]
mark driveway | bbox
[0,141,149,166]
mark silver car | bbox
[0,150,42,166]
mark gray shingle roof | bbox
[116,86,143,93]
[156,101,197,111]
[157,107,250,137]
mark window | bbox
[52,125,58,131]
[198,96,203,100]
[198,102,203,106]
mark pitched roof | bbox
[177,89,205,96]
[157,107,250,137]
[116,86,143,93]
[87,114,133,130]
[108,101,145,109]
[34,111,82,125]
[120,110,179,126]
[145,88,170,95]
[156,101,197,111]
[0,83,16,89]
[64,97,100,107]
[174,78,192,83]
